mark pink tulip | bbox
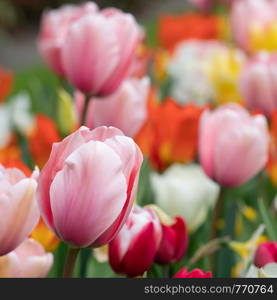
[38,2,98,76]
[61,8,141,96]
[199,104,269,187]
[0,165,40,255]
[155,217,188,265]
[0,238,53,278]
[76,77,149,137]
[231,0,276,53]
[240,53,277,116]
[108,205,162,277]
[254,242,277,268]
[38,126,143,248]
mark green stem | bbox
[63,248,80,278]
[81,94,91,126]
[210,187,225,241]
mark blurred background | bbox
[0,0,189,69]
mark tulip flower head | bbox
[199,104,269,187]
[151,164,219,232]
[240,53,277,116]
[0,238,53,278]
[155,215,188,265]
[76,77,150,137]
[231,0,277,53]
[38,126,143,248]
[108,205,162,277]
[254,242,277,268]
[0,165,40,255]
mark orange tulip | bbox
[0,135,31,177]
[28,114,61,169]
[31,219,60,252]
[136,92,205,171]
[0,66,13,102]
[158,13,223,52]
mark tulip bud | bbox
[57,89,77,136]
[0,238,53,278]
[155,216,188,265]
[108,205,162,277]
[0,165,40,255]
[76,77,149,137]
[38,126,143,248]
[151,164,219,232]
[240,53,277,116]
[199,104,269,187]
[254,242,277,268]
[173,267,212,278]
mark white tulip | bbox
[150,163,220,232]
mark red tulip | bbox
[155,217,188,264]
[174,267,212,278]
[108,206,162,277]
[254,242,277,268]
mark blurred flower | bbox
[153,49,170,84]
[38,126,142,248]
[245,263,277,278]
[136,96,204,171]
[0,165,40,255]
[108,205,162,277]
[268,111,277,185]
[28,114,61,169]
[57,89,78,137]
[158,13,224,52]
[240,53,277,116]
[151,164,220,232]
[199,103,269,187]
[168,40,245,105]
[230,225,266,277]
[76,77,150,137]
[0,92,34,148]
[0,135,31,177]
[31,219,60,252]
[38,2,98,76]
[155,215,188,265]
[0,238,53,278]
[61,7,141,96]
[0,66,13,102]
[231,0,277,53]
[204,47,246,105]
[173,267,212,278]
[254,242,277,268]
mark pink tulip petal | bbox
[50,141,127,247]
